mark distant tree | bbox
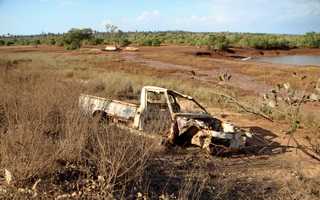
[32,39,41,45]
[48,38,56,45]
[119,38,131,47]
[207,34,229,51]
[302,32,320,48]
[63,28,93,50]
[104,24,129,47]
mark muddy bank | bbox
[121,53,271,94]
[190,47,320,60]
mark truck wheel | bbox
[92,111,107,124]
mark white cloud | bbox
[97,0,320,33]
[137,10,160,22]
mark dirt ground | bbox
[0,45,319,199]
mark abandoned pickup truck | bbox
[79,86,252,154]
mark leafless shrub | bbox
[85,125,152,198]
[261,80,320,159]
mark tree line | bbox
[1,27,320,51]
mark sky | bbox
[0,0,320,35]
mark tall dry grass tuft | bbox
[0,60,153,198]
[85,125,151,198]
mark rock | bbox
[283,82,291,90]
[241,57,252,61]
[268,100,277,108]
[98,175,105,183]
[32,179,41,191]
[55,194,71,200]
[104,45,118,51]
[137,192,143,198]
[309,93,320,102]
[124,46,139,51]
[4,169,12,185]
[0,187,7,194]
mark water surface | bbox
[253,55,320,66]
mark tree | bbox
[104,24,132,47]
[303,32,320,48]
[105,24,121,46]
[63,28,93,50]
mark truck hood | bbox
[174,113,224,133]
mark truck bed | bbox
[79,94,138,120]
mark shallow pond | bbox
[253,55,320,66]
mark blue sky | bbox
[0,0,320,35]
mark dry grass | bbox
[0,61,153,198]
[0,47,319,199]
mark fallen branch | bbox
[292,136,320,162]
[213,92,274,122]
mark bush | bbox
[138,37,162,46]
[63,28,93,50]
[48,38,56,45]
[119,38,131,47]
[5,40,14,46]
[142,39,153,46]
[55,37,64,47]
[152,38,161,46]
[31,39,41,46]
[91,38,104,45]
[65,40,81,50]
[0,40,5,46]
[302,32,320,48]
[208,34,229,51]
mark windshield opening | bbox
[168,92,207,114]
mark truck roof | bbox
[143,86,194,100]
[143,86,168,92]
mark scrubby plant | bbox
[207,34,229,51]
[63,28,93,50]
[301,32,320,48]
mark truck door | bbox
[143,91,171,134]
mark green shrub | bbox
[142,39,153,46]
[48,38,56,45]
[302,32,320,48]
[55,38,64,47]
[208,34,229,51]
[119,38,131,47]
[0,40,5,46]
[5,40,14,46]
[31,39,41,46]
[152,38,161,46]
[65,40,81,50]
[63,28,93,50]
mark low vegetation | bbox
[1,29,320,50]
